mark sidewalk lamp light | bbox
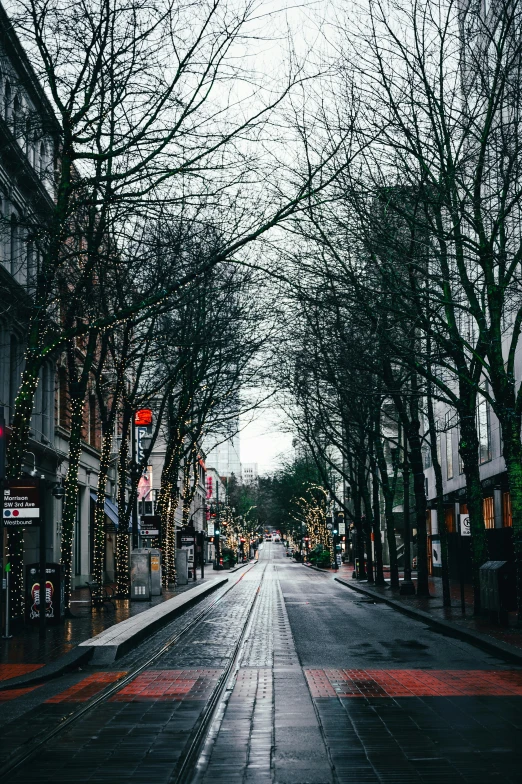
[52,482,66,500]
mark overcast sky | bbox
[239,407,294,475]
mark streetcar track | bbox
[0,560,261,781]
[173,564,268,784]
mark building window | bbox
[503,492,512,527]
[27,240,35,285]
[10,213,18,276]
[477,396,491,463]
[25,117,32,156]
[457,426,464,474]
[58,366,69,428]
[89,394,96,446]
[8,334,19,423]
[4,79,11,120]
[444,506,456,533]
[483,496,494,529]
[445,412,453,479]
[13,95,20,136]
[39,142,45,176]
[42,362,51,441]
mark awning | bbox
[90,492,119,530]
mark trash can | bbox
[25,563,64,624]
[175,549,188,585]
[130,549,151,600]
[479,560,514,619]
[150,549,162,596]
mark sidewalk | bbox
[0,570,216,676]
[305,559,522,660]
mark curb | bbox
[0,646,93,691]
[84,576,229,665]
[335,576,522,665]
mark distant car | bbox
[273,535,281,543]
[265,535,272,541]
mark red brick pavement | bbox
[45,671,127,703]
[0,664,43,680]
[109,668,223,702]
[305,667,522,698]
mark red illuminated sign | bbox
[134,408,152,426]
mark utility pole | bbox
[214,480,221,569]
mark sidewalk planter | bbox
[309,548,331,568]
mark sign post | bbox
[39,483,46,639]
[0,406,8,640]
[2,477,42,637]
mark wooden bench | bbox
[85,581,115,608]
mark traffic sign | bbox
[460,514,471,536]
[3,479,40,526]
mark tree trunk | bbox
[459,412,488,613]
[60,392,85,608]
[352,480,366,579]
[6,351,44,616]
[116,409,131,597]
[92,429,113,601]
[499,432,522,621]
[405,423,430,596]
[370,445,385,585]
[426,388,451,607]
[375,441,399,588]
[361,474,374,583]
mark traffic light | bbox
[215,528,220,535]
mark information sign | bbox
[3,479,40,526]
[139,514,160,536]
[338,521,346,535]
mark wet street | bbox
[1,542,522,783]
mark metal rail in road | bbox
[0,559,267,782]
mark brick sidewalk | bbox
[308,560,522,653]
[0,573,214,670]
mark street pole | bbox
[39,479,46,639]
[214,480,221,569]
[200,531,204,579]
[400,445,415,595]
[0,408,9,640]
[455,502,466,615]
[131,415,139,550]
